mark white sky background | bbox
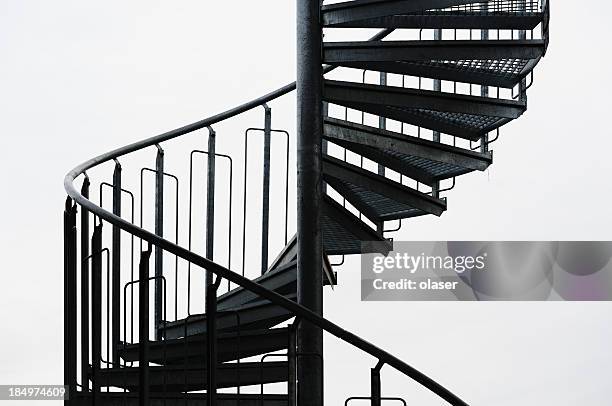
[1,1,612,405]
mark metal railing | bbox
[64,24,474,405]
[64,2,550,396]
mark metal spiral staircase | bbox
[63,1,550,405]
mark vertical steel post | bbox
[432,28,442,198]
[261,105,272,275]
[518,0,528,103]
[378,71,387,157]
[288,324,297,406]
[206,281,218,406]
[64,198,77,405]
[322,102,329,195]
[377,72,387,233]
[207,129,216,262]
[91,224,103,406]
[206,128,218,406]
[296,1,324,405]
[371,366,381,406]
[481,3,489,153]
[111,162,121,365]
[80,179,90,391]
[138,248,152,406]
[154,146,164,340]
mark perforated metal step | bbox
[118,328,289,366]
[322,196,392,256]
[324,117,492,185]
[327,11,543,29]
[92,361,289,392]
[324,40,545,65]
[335,57,541,88]
[323,0,543,26]
[323,155,446,222]
[74,393,289,406]
[160,294,296,339]
[322,0,479,26]
[217,261,297,310]
[324,80,524,140]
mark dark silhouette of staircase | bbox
[63,1,549,405]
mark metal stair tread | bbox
[340,101,512,141]
[323,39,546,65]
[324,80,526,121]
[323,155,446,221]
[160,294,297,339]
[326,11,544,29]
[324,116,492,183]
[118,328,289,365]
[322,195,392,256]
[216,260,298,311]
[91,361,289,391]
[74,392,289,406]
[331,56,541,88]
[322,0,481,25]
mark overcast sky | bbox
[1,1,612,405]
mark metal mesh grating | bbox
[395,58,531,86]
[336,179,424,219]
[433,0,540,13]
[383,149,471,179]
[406,108,506,131]
[416,58,529,77]
[322,212,362,254]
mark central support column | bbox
[296,1,324,405]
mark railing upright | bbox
[206,127,218,406]
[154,146,164,340]
[207,128,216,262]
[371,363,383,406]
[377,71,387,234]
[481,2,490,153]
[261,105,272,275]
[432,28,442,199]
[519,0,528,103]
[80,178,90,392]
[91,223,103,405]
[138,248,152,406]
[111,161,122,364]
[288,324,297,406]
[63,198,77,406]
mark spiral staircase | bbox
[63,1,550,405]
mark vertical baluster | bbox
[91,223,103,405]
[64,198,77,405]
[432,28,442,198]
[206,127,218,406]
[261,105,272,275]
[111,162,121,366]
[481,2,490,153]
[322,102,329,198]
[154,145,164,340]
[377,71,387,233]
[370,363,382,406]
[207,128,216,262]
[518,0,528,103]
[80,179,90,392]
[138,248,152,406]
[288,325,297,406]
[206,281,219,406]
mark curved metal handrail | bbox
[64,27,468,406]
